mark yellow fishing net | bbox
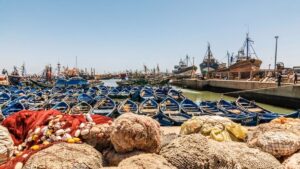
[180,116,247,142]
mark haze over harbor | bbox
[0,0,300,74]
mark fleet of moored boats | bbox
[0,82,299,126]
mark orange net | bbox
[0,109,112,169]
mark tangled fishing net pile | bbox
[3,109,300,169]
[23,143,103,169]
[110,113,161,153]
[180,116,247,141]
[248,117,300,158]
[160,134,283,169]
[118,154,176,169]
[0,125,14,165]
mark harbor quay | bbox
[171,79,300,109]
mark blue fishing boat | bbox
[62,94,78,107]
[168,89,185,102]
[152,113,174,126]
[92,96,116,116]
[217,99,258,126]
[180,98,203,116]
[2,101,25,117]
[154,88,167,102]
[138,98,159,117]
[108,88,120,99]
[67,77,89,88]
[51,101,70,113]
[140,88,155,101]
[129,87,141,101]
[117,99,138,114]
[69,101,92,114]
[55,78,67,87]
[199,101,225,116]
[99,87,109,95]
[94,94,107,101]
[86,88,97,98]
[117,89,130,99]
[236,97,299,123]
[77,93,95,105]
[200,101,256,125]
[160,97,190,125]
[0,93,10,107]
[26,94,45,111]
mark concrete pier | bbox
[171,79,300,109]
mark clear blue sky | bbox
[0,0,299,74]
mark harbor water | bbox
[103,79,293,114]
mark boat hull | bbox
[229,59,262,72]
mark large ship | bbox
[229,33,262,73]
[200,43,220,75]
[172,55,197,76]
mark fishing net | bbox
[23,143,103,169]
[110,113,161,153]
[247,117,300,157]
[83,123,113,151]
[0,109,112,169]
[0,125,14,165]
[160,134,282,169]
[283,152,300,169]
[180,116,247,142]
[118,153,176,169]
[103,148,145,166]
[161,133,179,148]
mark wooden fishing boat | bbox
[129,87,141,101]
[140,88,155,101]
[117,89,130,99]
[236,97,279,123]
[77,93,94,105]
[63,94,78,107]
[236,97,299,123]
[99,86,109,95]
[228,34,262,74]
[217,99,258,126]
[117,99,138,114]
[199,101,225,116]
[200,101,257,125]
[26,94,45,111]
[138,98,159,117]
[1,101,25,117]
[0,93,10,108]
[168,89,185,102]
[86,88,97,98]
[152,113,174,126]
[180,98,203,116]
[69,102,92,114]
[160,97,190,125]
[154,88,167,102]
[30,79,54,88]
[92,96,116,116]
[108,88,120,99]
[51,101,70,113]
[94,94,106,101]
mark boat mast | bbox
[57,62,61,77]
[274,36,279,73]
[186,54,189,66]
[227,51,230,67]
[207,43,211,78]
[246,33,249,60]
[21,63,26,77]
